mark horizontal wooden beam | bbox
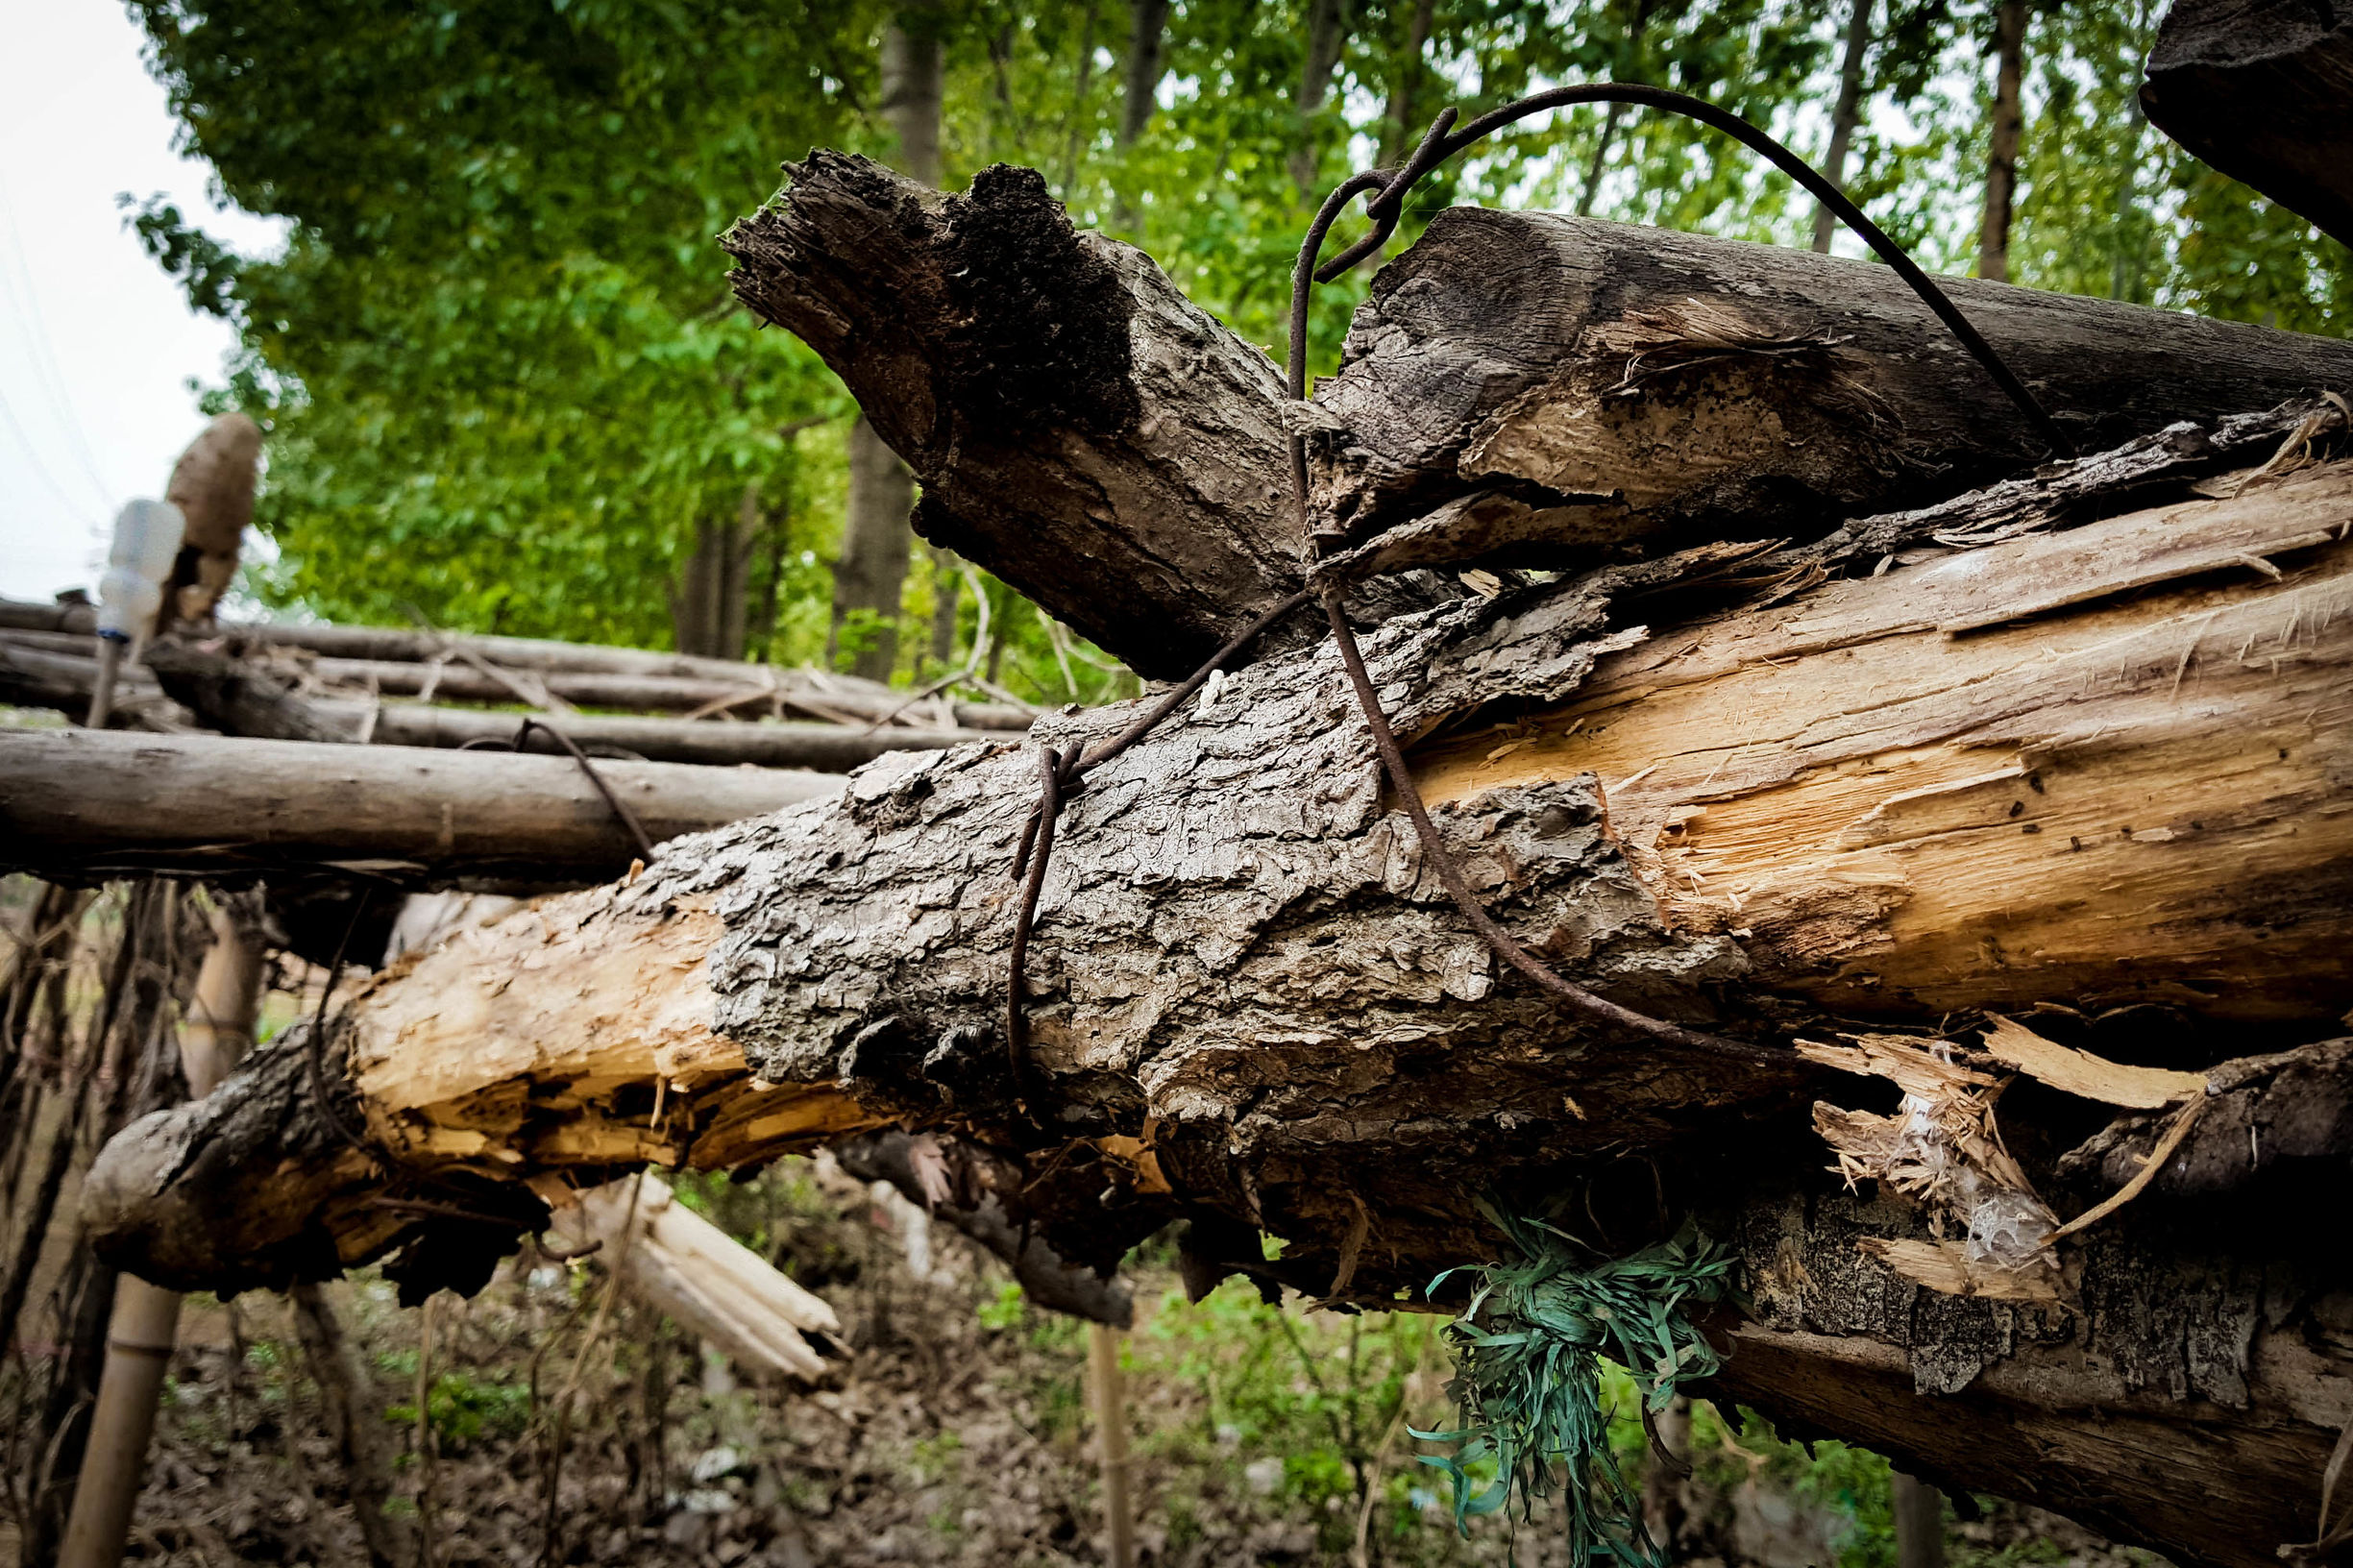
[0,726,843,891]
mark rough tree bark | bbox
[84,441,2353,1561]
[82,164,2353,1567]
[2141,0,2353,251]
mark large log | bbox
[722,156,2353,676]
[81,440,2353,1565]
[1305,207,2353,550]
[2143,0,2353,250]
[0,727,842,890]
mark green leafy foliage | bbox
[125,0,2346,698]
[384,1367,534,1450]
[1412,1212,1735,1562]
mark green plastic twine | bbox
[1412,1206,1737,1564]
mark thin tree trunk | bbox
[61,894,258,1568]
[290,1281,413,1568]
[1289,0,1349,197]
[1577,0,1658,218]
[926,547,960,671]
[1812,0,1875,252]
[830,9,944,681]
[1892,1474,1946,1568]
[1118,0,1171,145]
[1377,0,1436,169]
[1977,0,2027,282]
[834,414,914,684]
[1061,0,1100,195]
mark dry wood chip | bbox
[1977,1016,2206,1109]
[1858,1237,2066,1303]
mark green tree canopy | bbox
[128,0,2349,697]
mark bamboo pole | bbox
[1089,1321,1137,1568]
[57,901,262,1568]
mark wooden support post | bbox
[1089,1321,1137,1568]
[1892,1473,1946,1568]
[57,906,262,1568]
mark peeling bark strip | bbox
[1307,208,2353,547]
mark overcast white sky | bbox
[0,1,287,603]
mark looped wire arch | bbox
[1004,86,2074,1107]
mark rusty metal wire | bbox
[456,716,658,862]
[1005,86,2073,1096]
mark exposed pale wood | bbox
[2142,0,2353,250]
[544,1176,840,1380]
[0,727,843,890]
[86,460,2353,1295]
[1416,462,2353,1023]
[80,889,881,1294]
[1308,209,2353,550]
[1977,1017,2207,1109]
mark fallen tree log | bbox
[81,443,2353,1565]
[0,727,842,890]
[2142,0,2353,250]
[0,642,194,731]
[85,151,2353,1562]
[722,154,2353,674]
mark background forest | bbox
[125,0,2351,703]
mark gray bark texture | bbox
[78,159,2353,1568]
[722,153,1360,678]
[2142,0,2353,250]
[0,727,839,891]
[1305,207,2353,549]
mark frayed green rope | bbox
[1411,1205,1736,1564]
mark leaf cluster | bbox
[1413,1209,1735,1563]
